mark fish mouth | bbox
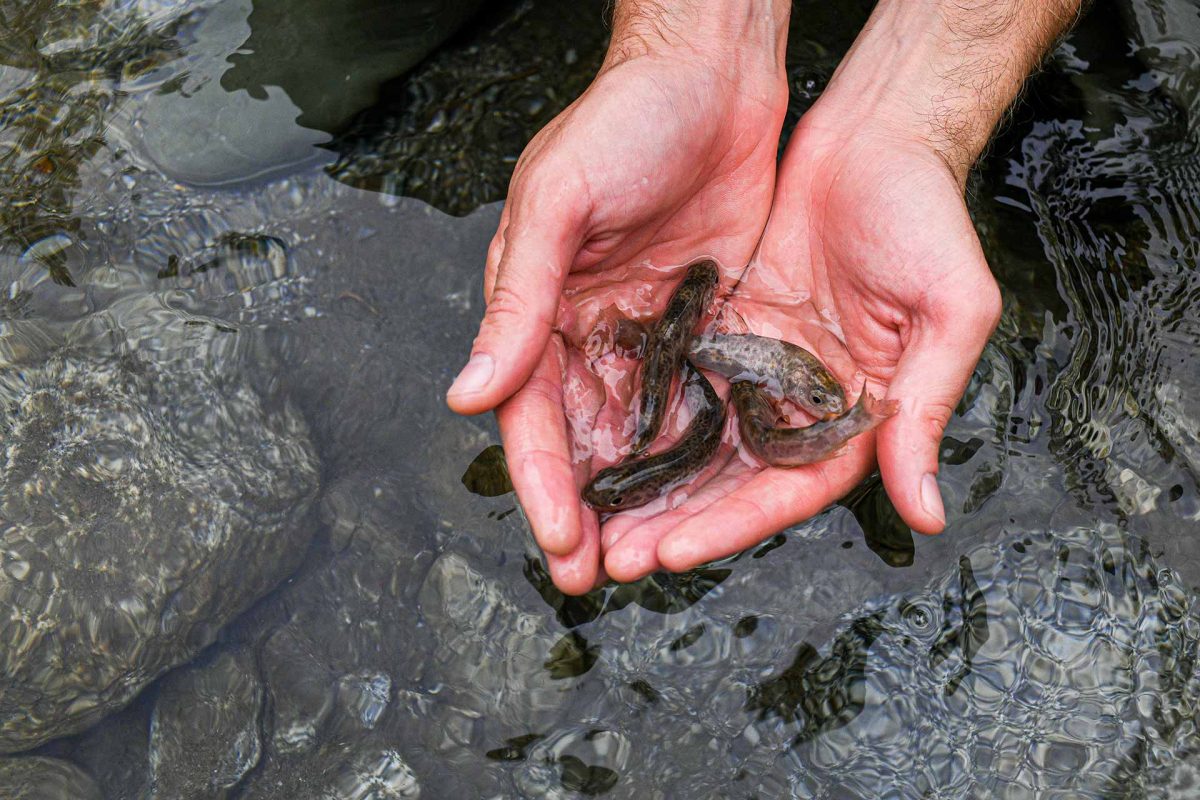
[582,487,622,511]
[820,410,842,421]
[581,491,607,510]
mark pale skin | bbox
[447,0,1084,595]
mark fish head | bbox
[688,259,721,288]
[582,465,651,512]
[686,259,720,310]
[583,462,667,513]
[800,372,847,420]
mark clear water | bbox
[0,0,1199,797]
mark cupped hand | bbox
[446,42,789,594]
[602,109,1002,580]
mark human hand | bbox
[601,115,1001,578]
[602,0,1082,578]
[446,2,791,594]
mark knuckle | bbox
[521,373,563,407]
[921,399,956,440]
[487,281,556,333]
[486,284,529,320]
[924,274,1002,336]
[970,280,1003,332]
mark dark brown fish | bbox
[584,363,725,511]
[689,333,845,419]
[630,259,719,455]
[732,381,898,466]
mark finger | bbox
[496,337,583,556]
[876,288,1001,535]
[656,443,875,572]
[546,507,601,596]
[447,177,587,415]
[602,447,743,582]
[602,524,662,582]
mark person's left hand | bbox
[600,105,1002,581]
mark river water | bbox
[0,0,1198,797]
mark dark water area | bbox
[0,0,1199,797]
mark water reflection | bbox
[223,0,483,135]
[0,0,1198,797]
[0,1,181,281]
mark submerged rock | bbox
[147,648,264,799]
[0,295,319,752]
[0,756,103,800]
[140,468,566,798]
[328,0,608,215]
[77,503,1200,798]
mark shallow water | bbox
[0,0,1199,797]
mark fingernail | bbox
[921,472,946,528]
[448,353,494,398]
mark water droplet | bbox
[902,601,932,630]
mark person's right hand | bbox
[446,4,791,594]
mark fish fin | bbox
[714,303,751,335]
[824,444,850,461]
[627,421,654,457]
[861,392,902,420]
[614,316,649,359]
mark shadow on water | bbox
[841,477,917,568]
[1,0,1200,797]
[524,556,732,631]
[461,443,514,497]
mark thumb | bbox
[875,291,1000,535]
[447,184,585,415]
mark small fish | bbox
[732,381,898,466]
[584,363,726,511]
[689,333,845,420]
[630,259,719,455]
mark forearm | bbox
[816,0,1083,181]
[606,0,792,81]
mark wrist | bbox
[604,0,791,96]
[810,0,1081,182]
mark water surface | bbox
[1,0,1199,797]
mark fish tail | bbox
[861,392,901,420]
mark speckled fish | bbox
[731,381,898,466]
[585,363,725,511]
[630,259,719,455]
[689,333,846,420]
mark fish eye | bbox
[610,495,624,506]
[811,393,824,405]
